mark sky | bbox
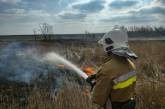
[0,0,165,35]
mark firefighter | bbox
[87,27,138,109]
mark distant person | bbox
[87,27,138,109]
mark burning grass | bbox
[0,40,165,109]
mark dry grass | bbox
[0,40,165,109]
[23,81,94,109]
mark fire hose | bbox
[80,67,96,88]
[86,74,96,88]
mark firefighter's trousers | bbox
[111,99,136,109]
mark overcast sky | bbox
[0,0,165,35]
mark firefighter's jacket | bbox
[92,54,136,106]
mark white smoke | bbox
[0,42,86,86]
[0,43,48,83]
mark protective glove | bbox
[86,74,96,88]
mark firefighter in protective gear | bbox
[88,27,137,109]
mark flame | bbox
[56,64,65,68]
[81,67,95,76]
[56,64,95,78]
[56,64,95,76]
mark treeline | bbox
[122,26,165,37]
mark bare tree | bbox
[39,23,53,40]
[33,28,37,41]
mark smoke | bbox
[0,43,45,83]
[0,42,83,87]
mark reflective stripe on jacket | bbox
[112,71,136,90]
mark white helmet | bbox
[98,27,137,59]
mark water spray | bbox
[44,52,88,79]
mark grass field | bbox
[0,40,165,109]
